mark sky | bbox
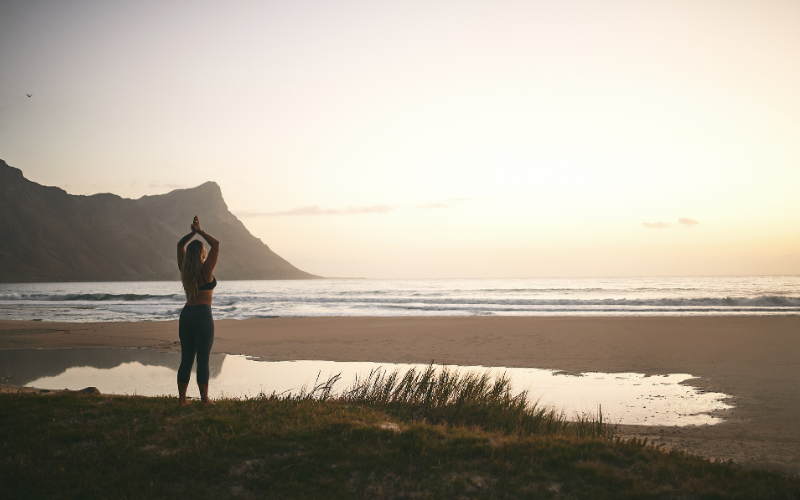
[1,0,799,278]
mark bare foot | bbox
[201,399,215,408]
[179,399,191,407]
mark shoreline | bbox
[2,316,799,472]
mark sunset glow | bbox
[2,0,799,277]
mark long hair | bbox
[181,240,206,303]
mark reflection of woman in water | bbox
[176,216,220,407]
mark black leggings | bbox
[178,304,214,384]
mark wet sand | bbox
[1,316,798,472]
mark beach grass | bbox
[2,371,799,499]
[330,364,610,439]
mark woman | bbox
[176,215,220,407]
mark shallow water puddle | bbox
[0,348,732,426]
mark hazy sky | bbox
[2,0,799,278]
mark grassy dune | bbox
[2,367,799,499]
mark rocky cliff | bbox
[0,159,318,282]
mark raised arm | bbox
[193,216,220,282]
[176,229,197,271]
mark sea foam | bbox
[1,276,799,322]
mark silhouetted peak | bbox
[137,180,227,212]
[0,159,69,198]
[141,180,221,199]
[0,159,25,180]
[1,160,317,281]
[191,181,222,196]
[87,192,124,202]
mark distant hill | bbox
[0,159,319,282]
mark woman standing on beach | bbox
[176,215,220,407]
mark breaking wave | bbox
[2,276,799,321]
[207,294,800,308]
[0,293,181,302]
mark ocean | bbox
[1,276,799,322]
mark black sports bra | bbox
[198,276,217,291]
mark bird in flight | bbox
[26,94,32,97]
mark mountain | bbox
[0,159,319,282]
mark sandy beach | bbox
[2,316,798,472]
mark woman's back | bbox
[179,221,220,306]
[186,275,217,306]
[176,215,220,407]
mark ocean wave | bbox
[220,294,800,308]
[5,291,800,309]
[476,288,607,293]
[0,293,181,302]
[4,277,799,321]
[374,304,800,313]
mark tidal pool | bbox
[0,348,733,426]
